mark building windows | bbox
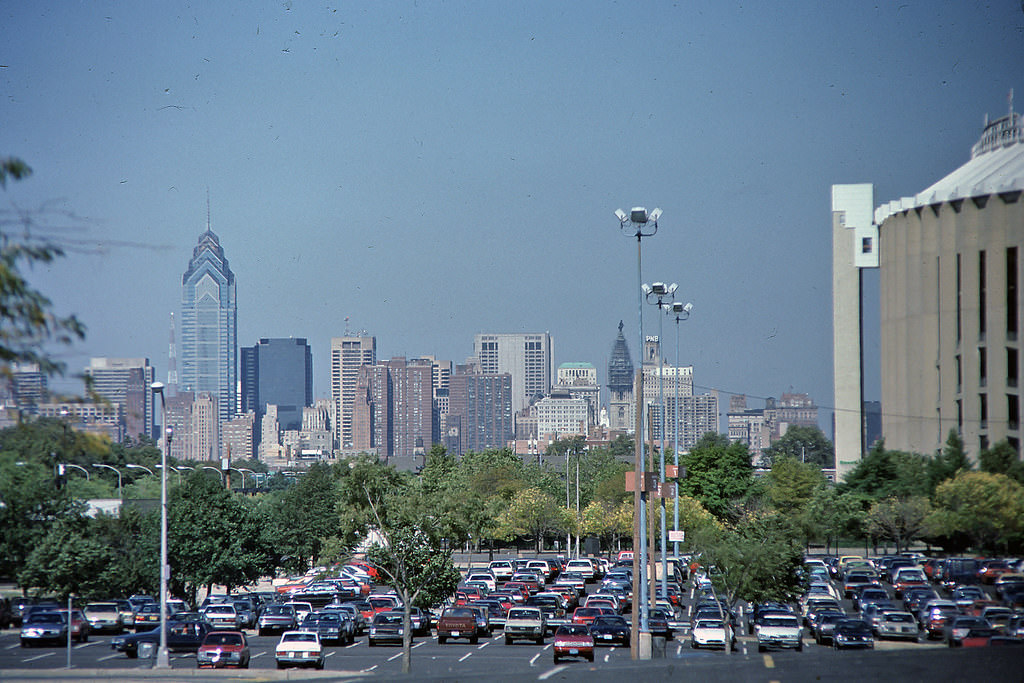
[956,253,962,344]
[979,347,987,387]
[1010,348,1020,388]
[957,399,963,431]
[979,393,988,430]
[1009,247,1019,339]
[1009,394,1020,432]
[979,250,987,339]
[956,355,962,393]
[861,236,873,254]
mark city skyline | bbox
[4,3,1021,440]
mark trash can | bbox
[138,641,156,660]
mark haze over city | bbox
[2,2,1021,428]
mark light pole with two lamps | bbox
[667,300,692,556]
[644,281,676,603]
[615,205,661,658]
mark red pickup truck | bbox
[437,607,479,644]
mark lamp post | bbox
[125,463,154,477]
[229,467,249,489]
[202,466,225,485]
[155,464,182,484]
[92,464,123,498]
[237,468,256,490]
[150,381,171,670]
[644,281,676,604]
[668,300,692,556]
[64,463,90,481]
[616,205,661,653]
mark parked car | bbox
[58,609,91,643]
[552,624,594,663]
[275,630,324,670]
[20,611,68,647]
[367,610,405,646]
[257,604,297,636]
[832,619,874,650]
[83,603,123,634]
[504,606,546,645]
[437,607,479,644]
[755,613,802,652]
[946,616,991,647]
[203,604,240,630]
[133,603,162,632]
[691,618,733,650]
[589,614,630,646]
[110,620,211,658]
[196,630,250,669]
[875,611,919,641]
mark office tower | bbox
[85,357,155,441]
[352,357,435,458]
[607,322,635,432]
[331,334,376,450]
[4,363,48,415]
[165,392,193,462]
[557,362,600,427]
[240,338,313,440]
[222,412,255,461]
[473,332,553,415]
[188,392,220,461]
[447,365,514,455]
[535,388,589,440]
[38,401,124,443]
[180,227,237,454]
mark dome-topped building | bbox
[607,321,635,432]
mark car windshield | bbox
[556,625,589,636]
[375,613,402,625]
[884,614,915,623]
[763,617,798,627]
[282,633,317,643]
[30,613,64,624]
[204,633,243,646]
[265,606,292,615]
[695,619,722,629]
[508,609,540,619]
[445,608,476,618]
[593,616,627,627]
[207,606,234,614]
[85,604,116,612]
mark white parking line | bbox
[539,665,568,680]
[529,652,542,666]
[362,665,378,672]
[458,651,473,662]
[345,640,360,649]
[604,652,611,662]
[22,652,55,663]
[250,651,266,658]
[676,643,682,656]
[6,643,21,650]
[98,653,122,661]
[325,651,337,658]
[412,641,425,649]
[74,641,98,649]
[477,641,489,650]
[388,652,403,661]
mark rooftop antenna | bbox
[206,188,211,231]
[344,316,350,335]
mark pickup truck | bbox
[756,614,803,652]
[437,607,479,644]
[504,606,546,645]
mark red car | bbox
[978,560,1013,584]
[960,627,999,648]
[553,624,594,663]
[572,607,611,626]
[57,609,91,643]
[196,630,250,668]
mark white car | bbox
[203,604,240,630]
[466,572,497,592]
[282,601,313,623]
[691,618,731,650]
[565,559,597,581]
[275,630,324,670]
[488,560,514,581]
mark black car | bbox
[110,620,212,658]
[257,604,297,636]
[832,619,874,650]
[367,610,405,646]
[589,615,630,646]
[648,607,674,638]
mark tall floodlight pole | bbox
[150,382,170,669]
[668,301,692,556]
[616,206,660,657]
[644,282,677,603]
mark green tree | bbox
[839,441,929,499]
[799,488,865,554]
[263,462,342,572]
[928,471,1024,553]
[866,496,932,553]
[766,456,827,515]
[927,430,972,493]
[364,493,460,674]
[680,433,754,520]
[495,487,567,552]
[762,426,835,469]
[978,440,1024,485]
[167,470,269,605]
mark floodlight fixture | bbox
[641,283,652,295]
[648,208,662,222]
[651,282,667,296]
[630,207,648,223]
[614,209,628,223]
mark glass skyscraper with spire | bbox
[180,228,236,451]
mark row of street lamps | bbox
[68,461,259,491]
[617,206,693,660]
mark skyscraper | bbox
[607,322,635,432]
[180,228,236,454]
[240,338,313,439]
[446,364,513,455]
[351,357,435,458]
[473,332,553,415]
[85,357,156,441]
[331,334,376,450]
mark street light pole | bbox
[668,301,692,556]
[644,282,676,605]
[150,381,170,670]
[125,464,154,477]
[92,464,123,498]
[616,206,660,656]
[64,463,90,481]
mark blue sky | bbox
[2,2,1021,431]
